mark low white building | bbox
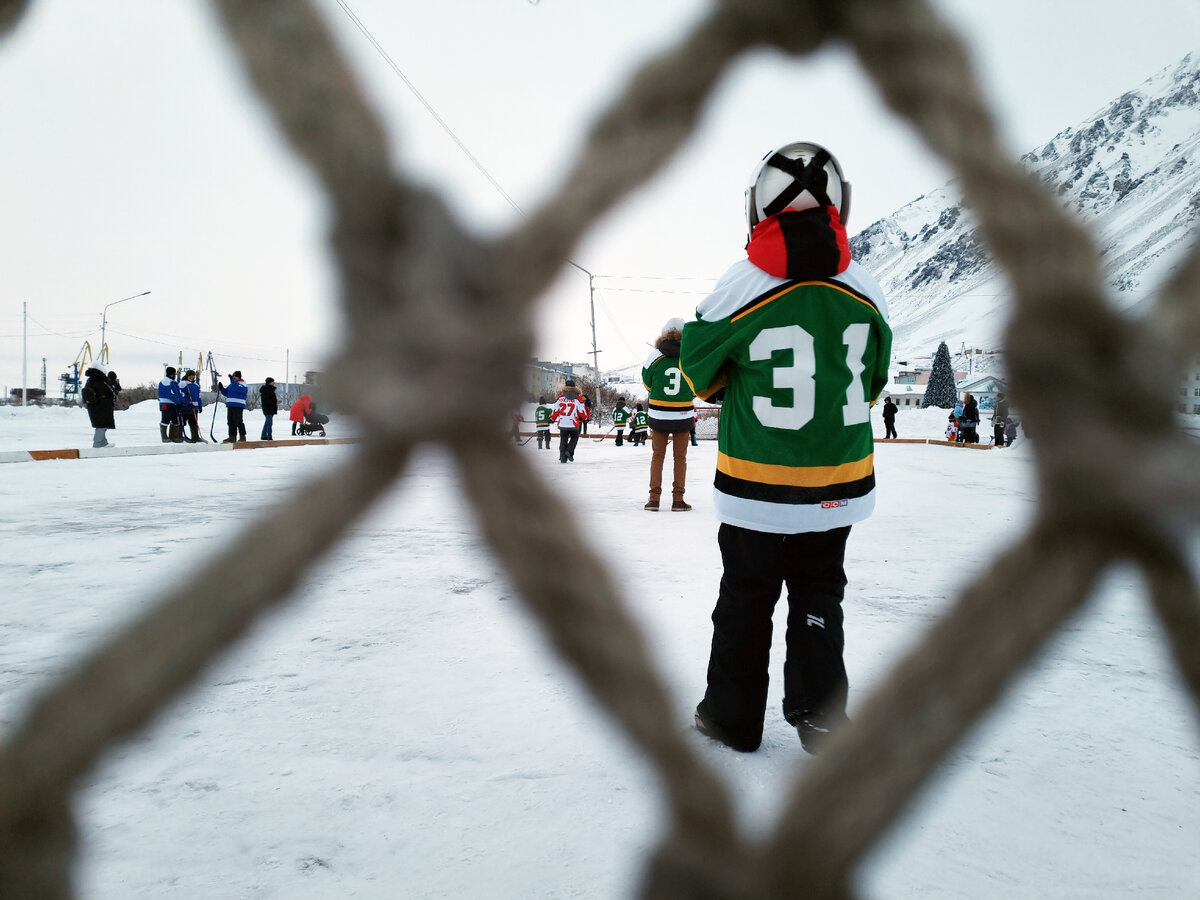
[879,382,926,408]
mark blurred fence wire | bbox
[1,0,1198,897]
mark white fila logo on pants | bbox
[807,614,825,629]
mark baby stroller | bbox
[298,411,330,437]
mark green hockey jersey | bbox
[681,259,891,533]
[642,344,695,433]
[611,406,630,426]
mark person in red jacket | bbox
[550,379,589,463]
[290,394,313,436]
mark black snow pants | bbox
[702,523,852,749]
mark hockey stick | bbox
[516,432,539,446]
[591,425,619,442]
[209,394,222,442]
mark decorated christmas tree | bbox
[922,342,958,409]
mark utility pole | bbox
[568,261,601,380]
[22,302,27,407]
[99,291,151,366]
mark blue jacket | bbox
[157,376,182,407]
[181,380,202,410]
[218,378,249,408]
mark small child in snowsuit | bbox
[946,413,959,443]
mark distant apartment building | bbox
[1181,360,1200,417]
[526,360,598,399]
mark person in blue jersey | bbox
[642,318,697,511]
[157,366,184,443]
[681,142,892,755]
[180,370,205,443]
[216,370,250,444]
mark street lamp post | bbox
[99,291,151,366]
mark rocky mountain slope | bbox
[851,53,1200,362]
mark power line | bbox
[332,0,525,215]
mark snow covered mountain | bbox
[851,53,1200,362]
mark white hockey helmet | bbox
[744,141,851,233]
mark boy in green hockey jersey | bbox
[629,404,648,446]
[534,397,554,449]
[642,317,697,511]
[610,398,631,446]
[682,142,892,755]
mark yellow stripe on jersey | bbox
[649,399,696,408]
[730,280,881,324]
[717,450,874,487]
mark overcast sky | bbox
[1,0,1197,393]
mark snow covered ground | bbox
[1,401,1198,899]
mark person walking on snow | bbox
[681,141,892,755]
[290,394,313,436]
[534,397,554,449]
[610,398,631,446]
[216,370,249,443]
[642,317,697,511]
[157,366,184,443]
[882,396,898,439]
[259,377,278,441]
[550,379,589,463]
[81,366,116,448]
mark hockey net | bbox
[1,1,1199,898]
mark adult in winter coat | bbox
[642,317,697,511]
[550,379,589,463]
[157,367,184,443]
[881,397,898,439]
[959,393,980,443]
[81,366,116,448]
[290,394,313,435]
[992,392,1010,446]
[216,370,249,443]
[610,398,631,446]
[179,370,205,443]
[680,141,892,755]
[534,397,554,449]
[259,377,278,441]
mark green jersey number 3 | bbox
[748,323,871,430]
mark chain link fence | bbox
[2,0,1199,898]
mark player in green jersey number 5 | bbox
[682,141,892,755]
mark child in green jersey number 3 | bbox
[642,317,698,511]
[681,141,892,755]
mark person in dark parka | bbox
[81,366,116,448]
[881,397,898,439]
[259,377,278,441]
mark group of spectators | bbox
[82,365,326,446]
